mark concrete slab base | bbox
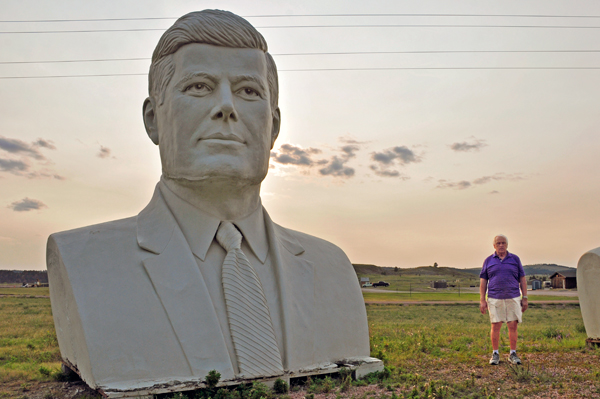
[64,357,384,398]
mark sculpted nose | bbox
[211,88,237,122]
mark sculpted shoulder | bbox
[272,223,353,269]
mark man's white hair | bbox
[493,234,508,244]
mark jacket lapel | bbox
[264,209,315,371]
[137,186,234,379]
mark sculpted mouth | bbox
[201,132,244,144]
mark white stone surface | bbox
[577,247,600,339]
[47,10,373,396]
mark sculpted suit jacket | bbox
[47,185,370,392]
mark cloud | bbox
[98,146,111,159]
[319,143,361,178]
[437,180,472,190]
[449,139,487,152]
[371,146,421,166]
[270,144,326,166]
[0,136,47,160]
[8,197,48,212]
[490,190,500,194]
[369,145,421,178]
[319,156,355,177]
[437,173,525,190]
[32,138,57,150]
[0,158,30,173]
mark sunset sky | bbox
[1,0,600,271]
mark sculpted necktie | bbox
[216,221,284,378]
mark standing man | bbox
[479,234,528,365]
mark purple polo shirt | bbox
[480,252,525,299]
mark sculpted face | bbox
[144,43,280,185]
[493,236,508,257]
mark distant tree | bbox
[394,267,399,273]
[433,262,438,268]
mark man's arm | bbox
[479,278,488,314]
[520,276,528,312]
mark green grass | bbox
[0,287,50,297]
[1,295,597,399]
[0,297,61,382]
[362,291,575,302]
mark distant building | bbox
[430,280,447,289]
[530,279,542,290]
[550,270,577,289]
[360,277,370,283]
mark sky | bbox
[1,0,600,271]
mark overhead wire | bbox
[2,13,600,23]
[2,24,600,34]
[2,50,600,65]
[1,66,600,79]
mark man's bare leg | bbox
[507,320,518,351]
[491,322,503,350]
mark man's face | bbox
[493,237,508,255]
[149,43,279,184]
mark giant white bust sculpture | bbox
[47,9,378,397]
[577,248,600,343]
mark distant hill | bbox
[0,270,48,284]
[353,264,476,279]
[353,263,575,278]
[462,263,575,276]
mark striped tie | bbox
[216,221,284,378]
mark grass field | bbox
[0,287,50,297]
[357,273,481,292]
[0,296,598,398]
[362,292,576,303]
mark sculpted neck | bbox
[162,176,261,221]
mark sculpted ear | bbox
[143,97,159,145]
[270,108,281,149]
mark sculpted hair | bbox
[493,234,508,244]
[148,9,279,113]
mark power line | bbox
[2,14,600,23]
[3,50,600,65]
[2,24,600,34]
[1,66,599,79]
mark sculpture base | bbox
[63,357,384,399]
[586,338,600,348]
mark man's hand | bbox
[521,298,528,312]
[480,300,488,315]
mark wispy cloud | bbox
[449,138,487,152]
[270,144,326,166]
[98,145,111,159]
[437,180,472,190]
[0,136,53,160]
[369,146,421,178]
[8,197,48,212]
[437,173,525,190]
[0,158,30,173]
[0,136,62,179]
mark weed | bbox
[304,394,314,399]
[205,370,221,389]
[507,363,533,383]
[273,378,289,394]
[39,365,51,377]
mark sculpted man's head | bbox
[143,10,280,187]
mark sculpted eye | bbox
[238,87,261,99]
[184,83,211,94]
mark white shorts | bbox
[487,297,523,324]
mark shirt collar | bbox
[159,180,269,263]
[493,251,511,259]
